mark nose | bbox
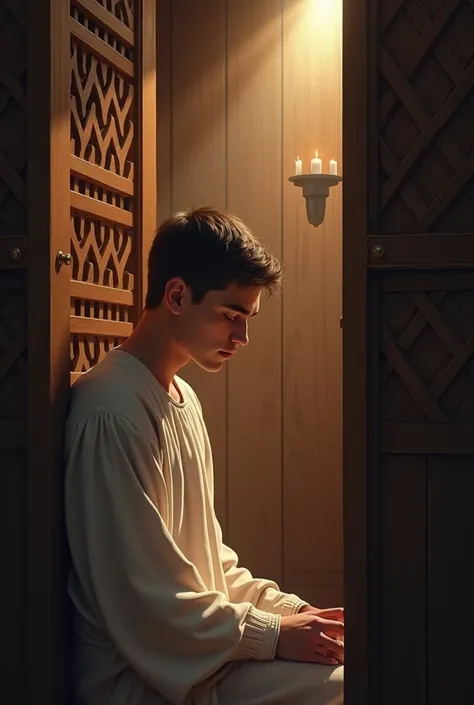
[231,319,249,347]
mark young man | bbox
[64,207,344,705]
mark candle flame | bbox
[296,156,300,160]
[315,150,319,157]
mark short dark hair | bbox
[145,206,283,308]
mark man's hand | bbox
[299,605,344,622]
[276,611,344,666]
[298,606,344,664]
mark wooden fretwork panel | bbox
[95,0,134,29]
[69,0,137,383]
[377,0,474,234]
[378,271,474,453]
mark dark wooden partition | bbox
[344,1,474,703]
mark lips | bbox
[219,350,235,357]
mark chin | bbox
[194,355,226,373]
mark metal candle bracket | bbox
[288,173,343,227]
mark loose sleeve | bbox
[64,413,280,705]
[220,540,308,617]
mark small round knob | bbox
[9,246,22,261]
[372,244,386,259]
[57,251,72,266]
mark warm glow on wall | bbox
[308,0,342,27]
[287,0,343,227]
[307,0,341,24]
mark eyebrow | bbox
[224,303,259,317]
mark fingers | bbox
[321,632,344,651]
[313,646,341,666]
[317,608,344,622]
[312,653,339,666]
[318,618,344,636]
[325,630,342,641]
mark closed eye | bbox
[224,313,236,321]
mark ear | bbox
[164,278,188,315]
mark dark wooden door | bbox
[0,1,156,703]
[343,1,474,704]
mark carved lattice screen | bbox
[69,0,137,383]
[377,0,474,234]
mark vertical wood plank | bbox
[226,0,283,582]
[282,0,343,604]
[156,0,171,222]
[427,455,474,705]
[137,0,157,310]
[170,0,228,528]
[26,0,71,702]
[379,455,427,705]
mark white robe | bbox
[64,349,343,705]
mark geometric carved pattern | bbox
[96,0,134,30]
[69,0,137,380]
[0,4,27,236]
[71,333,122,376]
[70,214,134,292]
[69,212,135,378]
[71,41,134,179]
[378,0,474,233]
[380,283,474,423]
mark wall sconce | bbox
[288,173,342,227]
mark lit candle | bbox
[295,157,302,175]
[329,159,338,175]
[311,150,322,174]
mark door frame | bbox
[342,0,371,701]
[26,0,71,702]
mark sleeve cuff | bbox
[279,594,309,616]
[234,605,281,661]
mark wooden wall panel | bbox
[170,0,228,526]
[226,0,283,582]
[156,0,171,223]
[282,0,343,605]
[157,0,343,602]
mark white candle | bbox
[311,150,322,174]
[295,157,302,175]
[329,159,338,175]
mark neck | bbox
[118,310,189,393]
